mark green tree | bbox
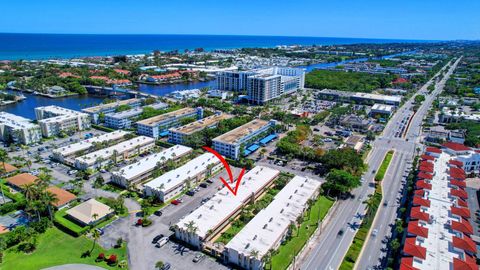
[322,169,360,196]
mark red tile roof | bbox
[452,236,477,253]
[410,207,430,222]
[400,257,419,270]
[451,206,471,218]
[403,237,426,260]
[413,196,431,208]
[451,218,474,235]
[419,166,434,173]
[407,221,429,238]
[393,77,409,84]
[6,173,38,189]
[442,142,471,152]
[449,160,464,167]
[417,172,433,180]
[0,163,18,174]
[426,147,442,154]
[114,69,130,75]
[414,189,425,197]
[450,167,466,175]
[416,180,432,190]
[450,172,466,180]
[457,199,469,208]
[46,186,77,208]
[453,255,477,270]
[450,179,467,188]
[421,154,435,161]
[451,188,468,199]
[90,75,110,81]
[419,160,434,167]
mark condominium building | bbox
[144,152,222,202]
[168,112,232,145]
[104,102,168,129]
[111,145,193,187]
[35,106,91,137]
[82,98,143,123]
[175,166,280,249]
[52,130,130,164]
[212,119,276,160]
[400,147,477,270]
[74,136,155,170]
[137,107,203,139]
[225,176,321,270]
[216,67,305,104]
[0,112,42,145]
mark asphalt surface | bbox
[300,58,460,270]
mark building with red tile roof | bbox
[452,236,477,254]
[451,218,473,235]
[419,160,434,167]
[414,189,426,197]
[426,147,442,154]
[442,142,471,153]
[407,221,429,238]
[6,173,38,190]
[400,257,419,270]
[451,206,471,219]
[453,255,477,270]
[403,237,427,260]
[46,186,77,208]
[413,196,431,208]
[418,166,434,173]
[114,69,130,75]
[410,206,430,222]
[393,77,409,84]
[450,179,467,188]
[417,172,433,180]
[421,154,435,161]
[416,180,432,190]
[450,188,468,200]
[448,159,463,167]
[457,199,469,208]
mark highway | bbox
[354,57,461,270]
[300,58,460,270]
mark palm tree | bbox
[43,191,59,221]
[24,159,32,171]
[90,229,100,253]
[249,249,259,259]
[0,149,8,173]
[185,220,198,234]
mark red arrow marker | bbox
[202,146,246,196]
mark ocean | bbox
[0,33,431,60]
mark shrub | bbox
[107,254,117,265]
[96,253,105,262]
[141,218,152,227]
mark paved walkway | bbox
[43,264,106,270]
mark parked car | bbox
[186,190,195,196]
[155,237,169,248]
[199,183,208,188]
[153,210,163,217]
[372,229,378,237]
[152,234,163,244]
[193,253,205,263]
[161,262,171,270]
[171,200,180,205]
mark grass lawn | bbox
[271,196,334,270]
[54,208,116,236]
[2,227,127,270]
[375,150,394,181]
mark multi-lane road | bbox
[300,58,461,270]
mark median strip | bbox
[339,150,394,270]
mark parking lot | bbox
[98,167,241,270]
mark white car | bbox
[371,229,378,237]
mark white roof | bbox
[75,136,154,166]
[144,152,220,192]
[0,112,39,129]
[54,130,129,157]
[113,145,193,181]
[371,103,394,112]
[177,166,280,239]
[36,105,86,117]
[82,98,140,113]
[352,92,402,103]
[225,176,320,257]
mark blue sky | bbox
[0,0,478,40]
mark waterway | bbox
[1,51,414,119]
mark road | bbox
[300,58,460,270]
[354,57,461,270]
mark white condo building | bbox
[144,152,222,202]
[52,130,130,164]
[35,106,91,137]
[168,112,232,145]
[225,176,321,270]
[175,166,280,249]
[82,98,143,123]
[212,119,276,160]
[0,112,42,145]
[216,67,305,104]
[111,145,193,187]
[104,102,168,129]
[74,136,155,170]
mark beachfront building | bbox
[316,89,402,106]
[111,145,193,187]
[137,107,204,139]
[82,98,143,123]
[212,119,276,160]
[0,112,42,145]
[168,112,233,145]
[144,152,222,202]
[35,106,91,137]
[104,102,168,129]
[74,136,155,170]
[52,130,130,165]
[216,67,305,104]
[225,176,321,270]
[400,147,477,270]
[174,166,280,250]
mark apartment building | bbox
[144,152,222,202]
[52,130,130,164]
[111,145,193,187]
[212,119,276,160]
[175,166,280,249]
[35,106,91,137]
[216,67,305,104]
[82,98,143,123]
[168,112,232,145]
[104,102,168,129]
[74,136,155,170]
[137,107,203,139]
[0,112,42,145]
[225,176,321,270]
[441,142,480,175]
